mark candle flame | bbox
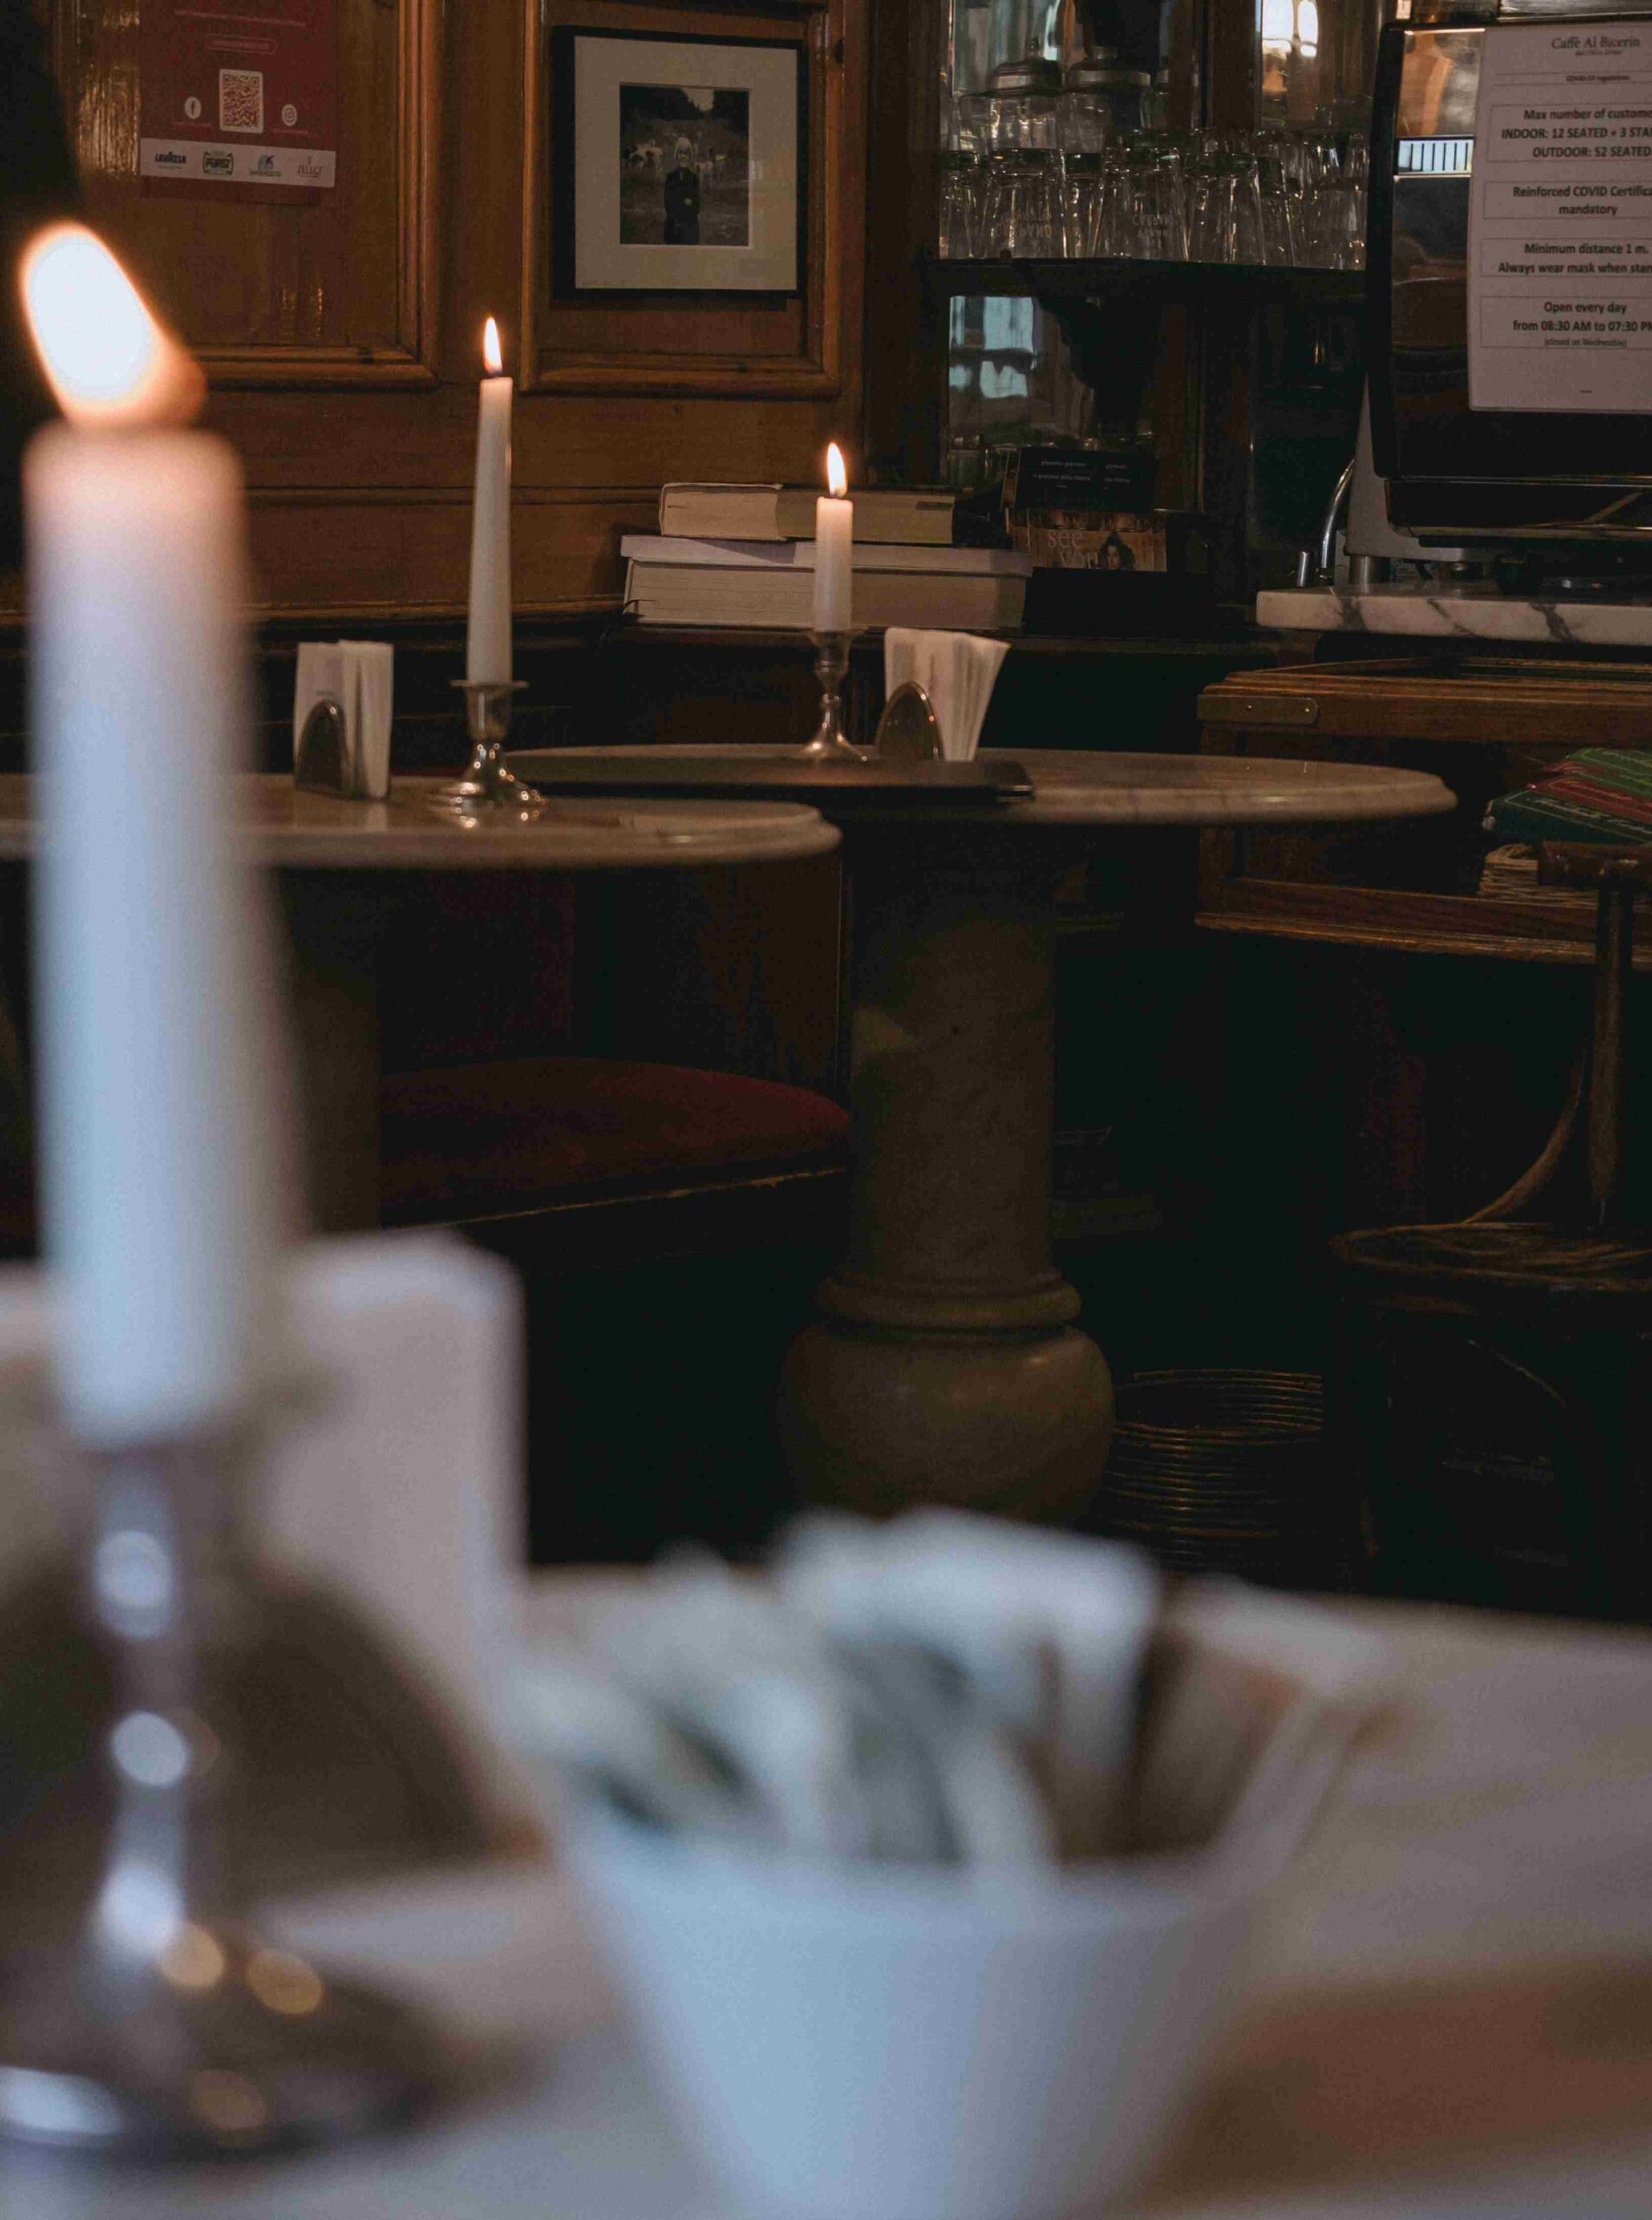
[20,223,204,428]
[483,317,503,375]
[826,443,847,499]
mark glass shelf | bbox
[924,255,1367,309]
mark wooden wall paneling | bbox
[862,0,944,485]
[21,0,872,624]
[242,484,657,624]
[521,0,865,404]
[52,0,441,388]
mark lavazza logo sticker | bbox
[153,149,186,167]
[203,150,233,176]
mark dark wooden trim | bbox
[861,0,944,485]
[1196,878,1652,970]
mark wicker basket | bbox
[1094,1368,1342,1587]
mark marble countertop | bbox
[512,747,1456,829]
[1258,583,1652,650]
[0,775,840,872]
[23,1581,1652,2220]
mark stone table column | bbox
[779,822,1113,1520]
[506,742,1456,1526]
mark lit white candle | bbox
[813,442,853,633]
[467,317,513,684]
[22,222,278,1443]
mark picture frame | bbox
[551,28,804,297]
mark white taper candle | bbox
[467,317,513,684]
[813,441,853,632]
[23,228,278,1440]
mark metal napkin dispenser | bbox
[1368,0,1652,545]
[293,640,394,800]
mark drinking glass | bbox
[1282,133,1352,268]
[1137,131,1188,260]
[988,77,1061,159]
[984,151,1062,258]
[1334,129,1369,268]
[1186,141,1263,264]
[1062,61,1152,139]
[1092,143,1134,259]
[957,97,994,255]
[1058,83,1112,162]
[1060,153,1104,257]
[1254,132,1296,267]
[939,94,998,260]
[939,156,980,258]
[1087,142,1174,261]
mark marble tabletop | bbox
[0,775,840,872]
[984,748,1453,826]
[23,1580,1652,2220]
[512,746,1456,828]
[1257,582,1652,650]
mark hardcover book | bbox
[657,484,957,545]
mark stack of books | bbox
[624,481,1029,631]
[658,482,957,545]
[1485,748,1652,848]
[1475,845,1594,909]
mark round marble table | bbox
[0,775,839,1235]
[0,774,839,872]
[515,745,1455,1521]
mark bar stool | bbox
[1329,846,1652,1622]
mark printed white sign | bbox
[1468,19,1652,411]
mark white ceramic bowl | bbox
[560,1797,1303,2220]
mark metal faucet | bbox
[1297,454,1356,587]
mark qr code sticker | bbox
[219,69,264,134]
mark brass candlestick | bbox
[0,1417,480,2158]
[800,630,866,761]
[429,679,545,820]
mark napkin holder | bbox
[295,694,353,795]
[873,682,943,763]
[293,641,393,801]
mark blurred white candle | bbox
[813,442,852,633]
[467,317,513,684]
[22,222,277,1442]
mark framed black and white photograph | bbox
[552,29,802,295]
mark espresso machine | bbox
[1355,0,1652,588]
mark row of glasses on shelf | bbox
[939,116,1368,270]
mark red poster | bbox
[139,0,337,200]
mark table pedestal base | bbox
[777,832,1113,1521]
[780,1315,1112,1521]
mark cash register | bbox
[1264,0,1652,628]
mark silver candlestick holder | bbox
[429,679,545,820]
[800,630,866,761]
[0,1414,487,2158]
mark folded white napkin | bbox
[782,1511,1159,1858]
[295,639,394,800]
[883,628,1009,763]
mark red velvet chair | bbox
[379,1054,849,1265]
